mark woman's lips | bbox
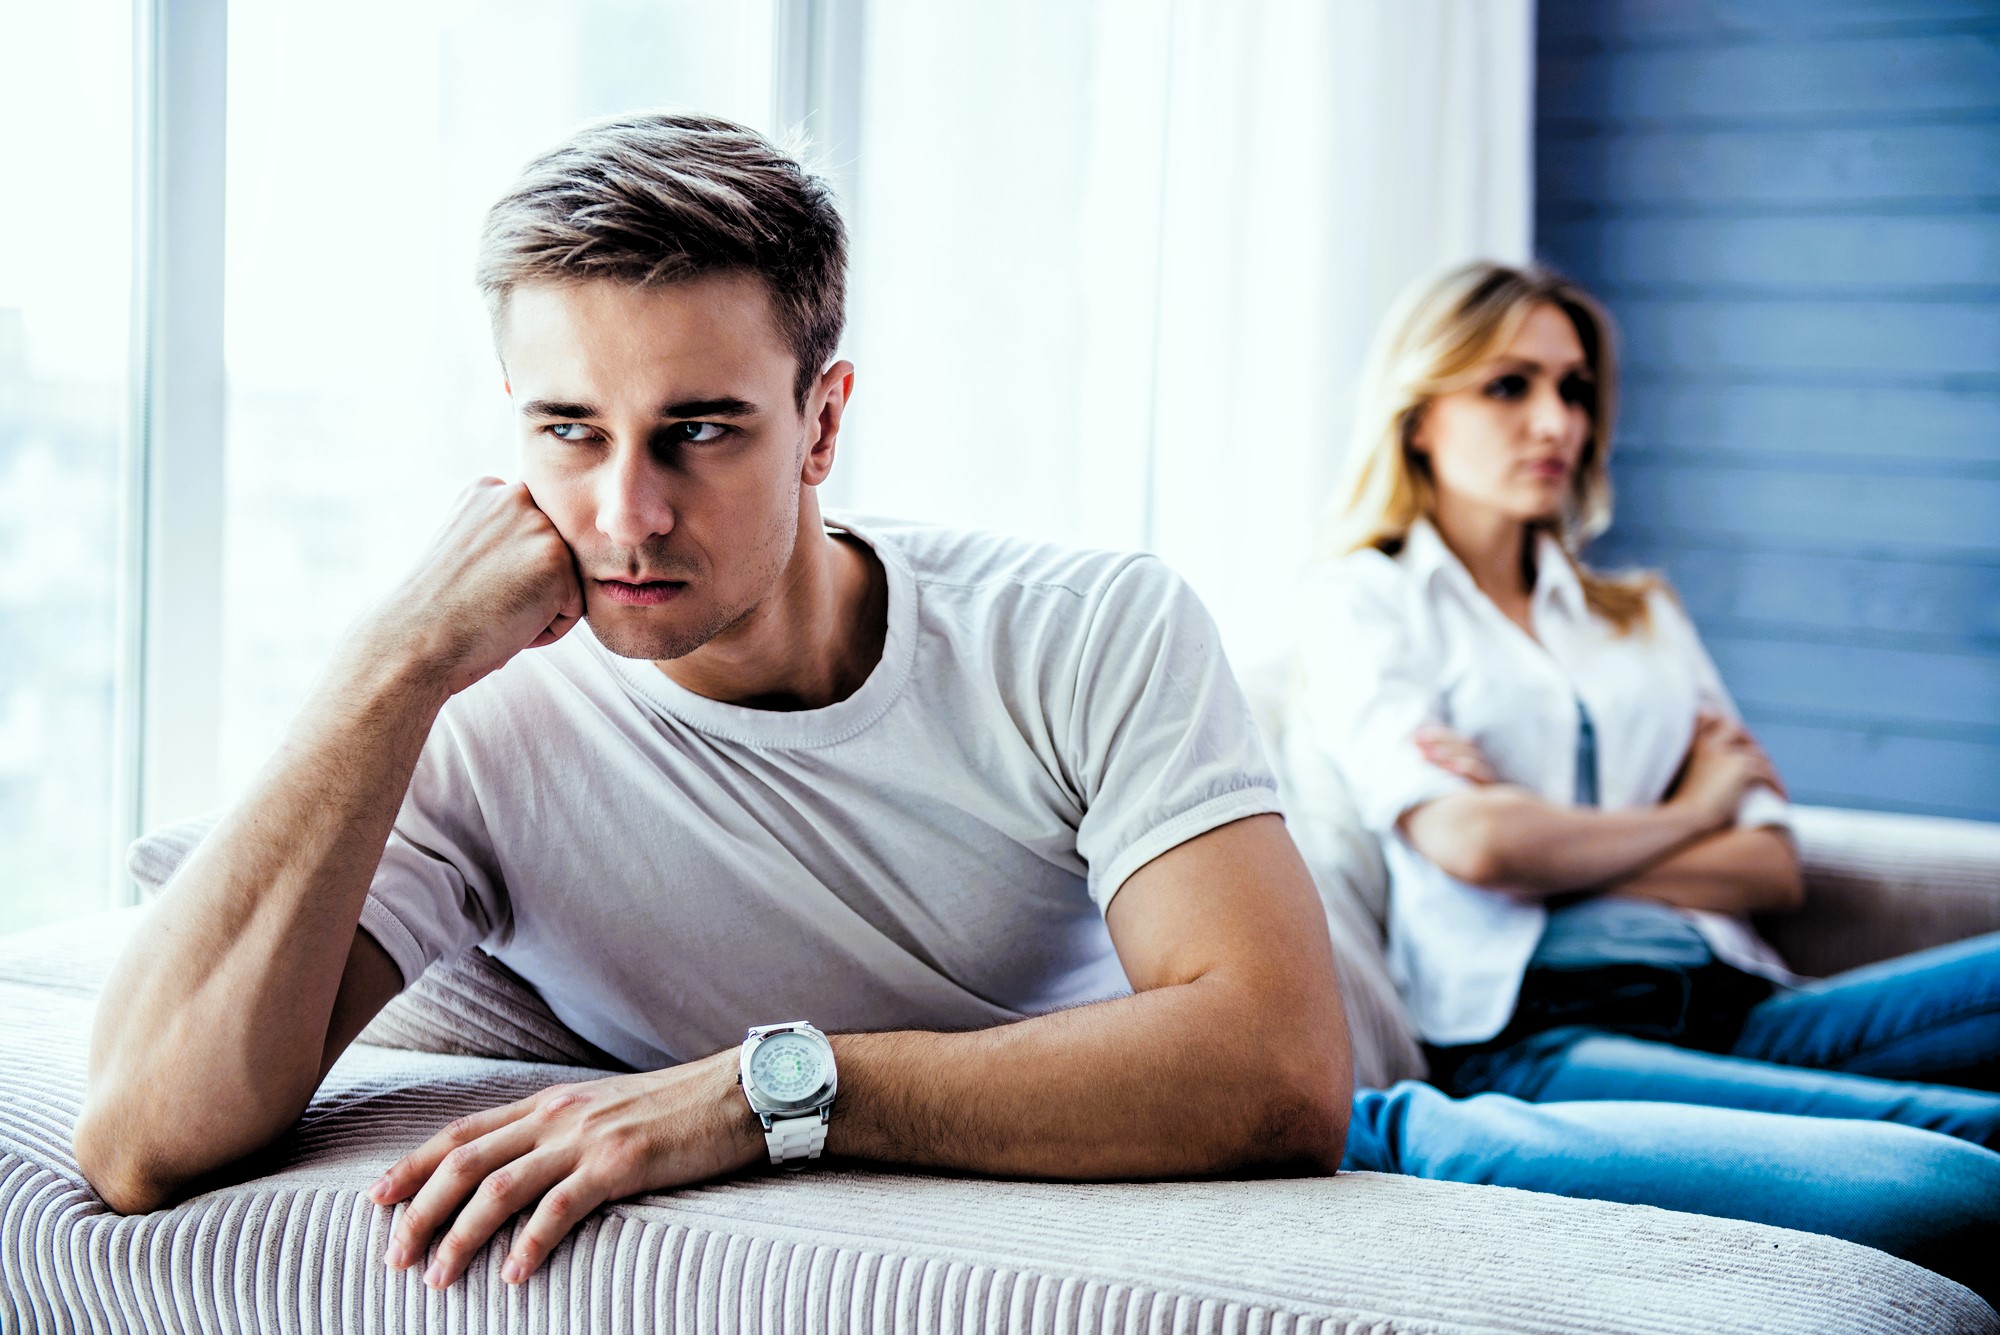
[596,579,686,606]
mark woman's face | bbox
[1411,302,1595,527]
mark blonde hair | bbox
[1318,259,1658,633]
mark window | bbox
[0,0,135,931]
[218,0,780,797]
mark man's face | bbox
[503,274,813,662]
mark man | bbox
[77,113,1999,1298]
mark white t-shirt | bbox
[358,514,1282,1070]
[1288,518,1794,1048]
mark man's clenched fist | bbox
[364,478,585,696]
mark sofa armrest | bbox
[1756,806,2000,979]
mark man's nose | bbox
[595,445,676,549]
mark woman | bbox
[1292,260,2000,1149]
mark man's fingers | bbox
[387,1124,541,1274]
[372,1097,537,1208]
[503,1172,608,1285]
[423,1148,569,1289]
[528,611,581,649]
[378,1108,542,1270]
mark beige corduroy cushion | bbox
[4,909,1994,1335]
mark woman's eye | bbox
[674,421,728,444]
[1484,374,1529,401]
[1559,375,1596,408]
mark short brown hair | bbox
[477,111,847,407]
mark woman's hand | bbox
[369,1052,767,1289]
[1412,724,1498,785]
[1668,712,1786,830]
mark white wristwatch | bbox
[737,1021,838,1168]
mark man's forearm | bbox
[76,637,446,1212]
[825,974,1349,1179]
[1607,826,1804,916]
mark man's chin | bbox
[583,608,716,663]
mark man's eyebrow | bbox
[659,396,759,419]
[518,399,598,420]
[515,397,761,420]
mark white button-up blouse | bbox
[1289,518,1794,1047]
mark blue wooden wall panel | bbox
[1610,463,2000,553]
[1612,299,2000,379]
[1543,0,2000,44]
[1541,124,2000,211]
[1539,216,2000,291]
[1541,35,2000,123]
[1705,636,2000,731]
[1749,716,2000,819]
[1654,548,2000,647]
[1541,0,2000,822]
[1610,381,2000,465]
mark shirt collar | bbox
[1532,527,1585,618]
[1397,517,1471,598]
[1399,517,1586,618]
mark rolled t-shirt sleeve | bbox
[358,710,510,987]
[1064,557,1283,911]
[1294,558,1470,838]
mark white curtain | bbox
[830,0,1532,665]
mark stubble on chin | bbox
[583,499,801,664]
[584,606,735,663]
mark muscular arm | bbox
[375,813,1354,1289]
[75,647,442,1213]
[827,813,1349,1177]
[76,480,581,1215]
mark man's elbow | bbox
[73,1108,175,1216]
[1258,1045,1350,1174]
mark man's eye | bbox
[673,422,727,444]
[546,423,597,442]
[1484,374,1529,401]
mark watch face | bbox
[749,1031,829,1104]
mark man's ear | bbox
[801,360,855,487]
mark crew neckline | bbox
[585,514,917,749]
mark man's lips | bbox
[594,577,687,607]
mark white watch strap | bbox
[764,1112,827,1167]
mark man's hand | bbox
[1412,724,1497,784]
[1668,712,1786,828]
[371,1052,764,1289]
[366,477,585,696]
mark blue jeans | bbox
[1341,1081,2000,1304]
[1454,930,2000,1151]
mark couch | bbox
[3,778,1997,1331]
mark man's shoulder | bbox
[837,512,1173,607]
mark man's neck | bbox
[655,500,889,712]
